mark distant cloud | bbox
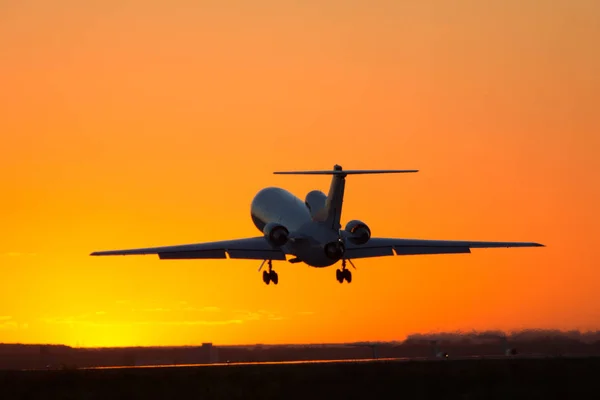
[40,309,245,327]
[151,320,242,326]
[233,309,284,322]
[179,305,221,312]
[132,304,218,313]
[0,317,27,330]
[0,316,14,329]
[235,311,261,321]
[1,252,37,257]
[41,315,243,327]
[115,303,222,314]
[0,321,18,330]
[141,308,171,313]
[40,306,284,329]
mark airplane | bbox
[91,164,544,285]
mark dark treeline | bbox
[1,330,599,370]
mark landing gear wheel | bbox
[270,270,279,285]
[336,269,343,283]
[343,269,352,283]
[262,270,271,285]
[336,260,353,284]
[261,260,278,285]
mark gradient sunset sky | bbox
[1,0,598,347]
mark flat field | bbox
[1,357,597,399]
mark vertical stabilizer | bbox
[273,165,418,230]
[324,165,346,230]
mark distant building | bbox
[169,343,219,365]
[200,343,219,364]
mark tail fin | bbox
[274,165,418,230]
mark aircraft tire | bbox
[344,269,352,283]
[271,271,279,285]
[262,270,271,285]
[336,269,343,283]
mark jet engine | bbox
[305,190,327,218]
[263,222,289,247]
[344,220,371,245]
[324,240,345,260]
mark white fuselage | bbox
[250,187,342,268]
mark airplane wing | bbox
[90,237,287,260]
[344,238,544,259]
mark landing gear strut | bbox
[336,259,354,283]
[260,260,278,285]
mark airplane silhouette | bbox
[91,165,543,284]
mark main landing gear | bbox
[336,259,355,284]
[259,260,278,285]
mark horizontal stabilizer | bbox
[274,169,418,175]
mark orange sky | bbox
[1,0,599,347]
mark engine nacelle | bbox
[344,220,371,245]
[263,222,289,247]
[305,190,327,218]
[324,240,345,261]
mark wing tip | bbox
[508,242,544,248]
[90,251,123,256]
[90,251,114,256]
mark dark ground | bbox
[1,357,598,399]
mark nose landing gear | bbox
[259,259,278,285]
[336,259,356,283]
